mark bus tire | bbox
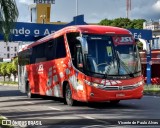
[65,84,75,106]
[109,100,120,105]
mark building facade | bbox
[143,19,160,49]
[0,42,19,61]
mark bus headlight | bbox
[133,80,144,87]
[92,83,99,88]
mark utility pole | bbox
[126,0,131,18]
[76,0,78,16]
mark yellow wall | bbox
[36,4,51,24]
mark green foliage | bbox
[0,0,19,41]
[137,41,143,51]
[0,81,18,85]
[0,62,7,81]
[99,18,146,29]
[11,57,18,81]
[99,19,113,26]
[6,63,12,75]
[12,57,18,72]
[144,85,160,95]
[0,58,18,82]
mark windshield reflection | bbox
[83,34,141,77]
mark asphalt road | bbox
[0,85,160,128]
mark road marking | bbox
[25,101,35,104]
[48,107,61,111]
[81,125,106,128]
[83,116,95,119]
[82,116,109,125]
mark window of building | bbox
[7,47,10,51]
[15,47,17,52]
[7,53,10,58]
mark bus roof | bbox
[23,25,131,50]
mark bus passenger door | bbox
[74,44,87,101]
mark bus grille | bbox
[103,85,137,90]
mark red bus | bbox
[18,25,144,106]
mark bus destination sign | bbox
[34,0,55,4]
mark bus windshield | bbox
[83,34,141,77]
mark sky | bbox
[16,0,160,23]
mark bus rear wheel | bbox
[65,84,75,106]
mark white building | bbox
[143,19,160,49]
[0,41,19,61]
[143,19,160,31]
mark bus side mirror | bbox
[76,37,88,54]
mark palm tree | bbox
[0,0,19,41]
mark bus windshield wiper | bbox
[116,51,134,77]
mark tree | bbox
[0,0,19,41]
[111,18,132,29]
[11,57,18,81]
[99,18,146,29]
[99,19,113,26]
[0,62,7,81]
[131,19,146,29]
[6,62,12,81]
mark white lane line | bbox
[25,101,35,104]
[83,116,95,120]
[48,107,62,111]
[81,125,106,128]
[82,116,109,124]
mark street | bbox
[0,85,160,128]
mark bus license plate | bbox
[116,93,125,97]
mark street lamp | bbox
[40,15,46,24]
[76,0,78,16]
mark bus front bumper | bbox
[86,85,144,102]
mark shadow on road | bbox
[0,90,26,97]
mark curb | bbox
[0,84,18,86]
[144,93,160,97]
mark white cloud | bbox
[153,0,160,11]
[16,0,160,23]
[19,0,33,5]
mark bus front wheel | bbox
[65,84,75,106]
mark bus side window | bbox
[31,43,46,64]
[19,49,31,66]
[66,32,80,67]
[55,35,66,58]
[45,40,56,61]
